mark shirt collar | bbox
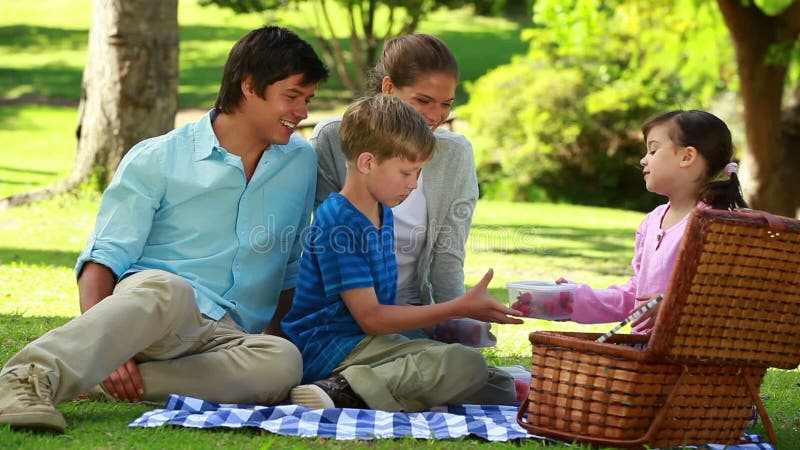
[193,108,223,161]
[192,108,303,161]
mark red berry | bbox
[517,292,532,304]
[470,325,481,345]
[515,379,529,402]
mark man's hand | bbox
[458,269,524,325]
[102,358,145,402]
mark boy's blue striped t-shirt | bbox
[282,193,397,383]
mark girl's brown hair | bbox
[642,110,748,210]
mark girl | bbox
[559,110,748,333]
[313,34,490,345]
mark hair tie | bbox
[724,162,738,177]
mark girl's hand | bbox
[632,292,664,327]
[459,269,524,324]
[555,277,569,284]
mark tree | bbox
[202,0,517,95]
[716,0,800,217]
[0,0,179,209]
[462,0,735,210]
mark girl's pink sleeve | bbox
[569,219,647,324]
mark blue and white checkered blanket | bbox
[129,394,774,448]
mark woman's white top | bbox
[392,172,427,305]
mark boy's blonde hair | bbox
[339,94,436,163]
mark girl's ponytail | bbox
[701,162,749,210]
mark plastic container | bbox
[506,281,577,320]
[432,318,496,348]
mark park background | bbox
[0,0,798,448]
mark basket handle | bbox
[516,369,689,448]
[757,210,786,234]
[737,208,787,237]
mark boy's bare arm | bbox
[342,269,523,336]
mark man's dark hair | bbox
[215,26,328,113]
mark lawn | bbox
[1,0,798,448]
[1,193,798,448]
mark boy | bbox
[281,95,522,412]
[0,26,327,433]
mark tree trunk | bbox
[0,0,179,210]
[76,0,179,188]
[717,0,800,218]
[779,84,800,217]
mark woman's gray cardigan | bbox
[311,117,479,304]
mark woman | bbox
[312,34,488,344]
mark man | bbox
[0,26,328,433]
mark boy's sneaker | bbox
[0,363,66,433]
[290,375,367,409]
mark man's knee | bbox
[247,337,303,385]
[117,270,195,306]
[235,337,302,403]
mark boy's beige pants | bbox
[334,333,516,412]
[1,270,302,405]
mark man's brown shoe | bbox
[0,363,66,433]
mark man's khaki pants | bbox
[1,270,301,405]
[334,333,516,412]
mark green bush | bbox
[463,58,659,210]
[461,0,734,211]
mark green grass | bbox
[1,0,797,447]
[0,105,78,198]
[1,194,798,448]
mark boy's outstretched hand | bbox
[458,269,524,324]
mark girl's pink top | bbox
[569,202,707,333]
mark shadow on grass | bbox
[0,248,79,268]
[0,166,59,176]
[0,179,43,186]
[470,223,634,256]
[437,29,528,99]
[0,25,86,50]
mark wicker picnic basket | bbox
[516,208,800,449]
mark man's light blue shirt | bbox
[75,109,317,333]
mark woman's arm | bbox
[426,133,479,303]
[310,118,347,209]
